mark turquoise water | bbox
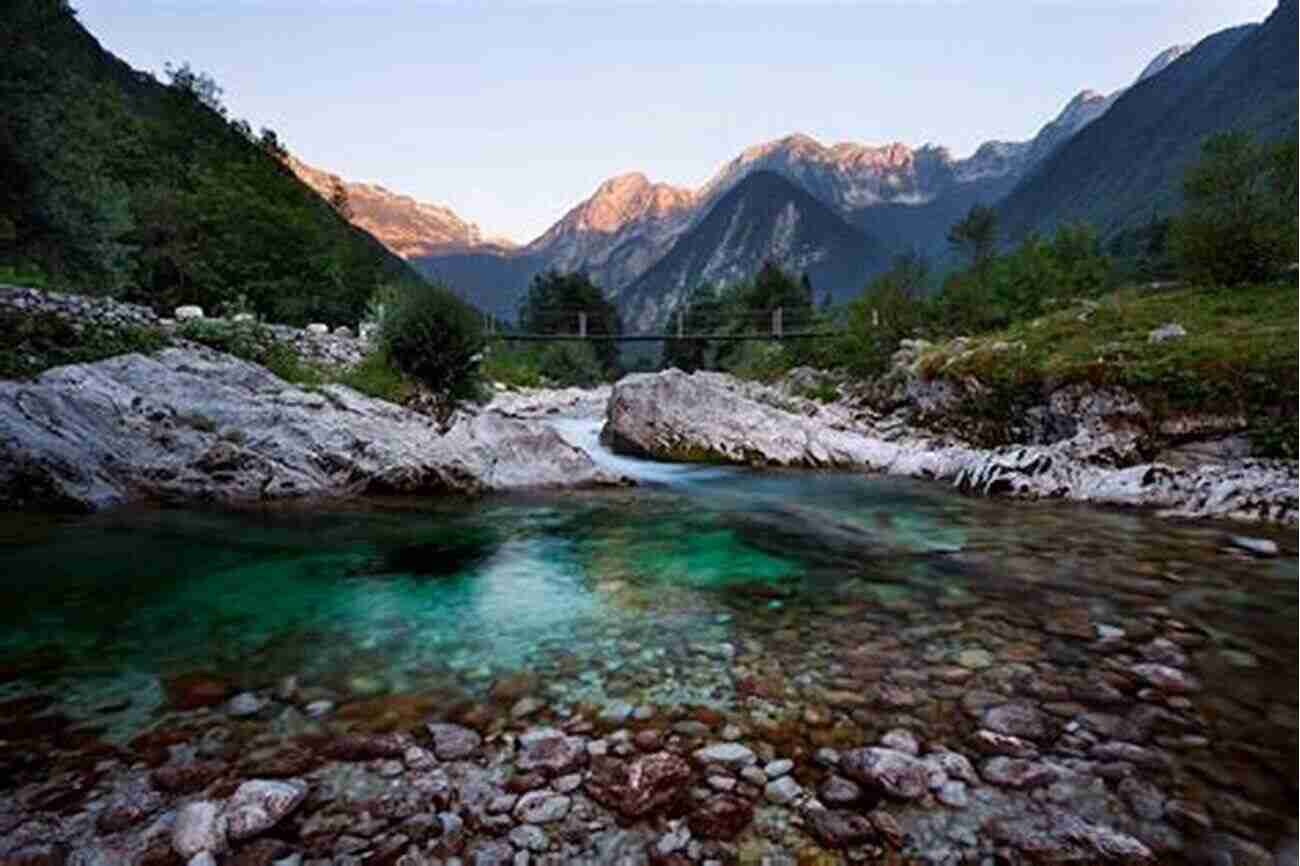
[1,465,1296,750]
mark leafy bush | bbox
[178,318,328,385]
[336,349,412,403]
[0,308,167,378]
[536,341,604,387]
[1170,132,1298,286]
[380,283,484,399]
[177,318,266,359]
[725,341,791,382]
[480,343,545,389]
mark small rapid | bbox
[546,416,736,486]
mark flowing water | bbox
[1,419,1296,855]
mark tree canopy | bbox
[1170,131,1298,285]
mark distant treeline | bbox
[658,130,1298,381]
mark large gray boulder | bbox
[604,369,1297,524]
[605,369,902,468]
[0,346,617,511]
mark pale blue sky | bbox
[77,1,1275,243]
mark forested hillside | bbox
[0,0,424,326]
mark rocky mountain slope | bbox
[619,171,883,332]
[289,157,514,258]
[407,40,1198,327]
[998,0,1296,240]
[522,172,697,292]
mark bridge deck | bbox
[493,332,839,342]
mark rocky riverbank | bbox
[604,368,1298,525]
[2,587,1294,866]
[0,345,619,511]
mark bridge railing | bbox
[486,307,840,341]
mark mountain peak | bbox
[287,156,513,257]
[1136,44,1193,82]
[595,171,652,193]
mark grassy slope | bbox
[915,282,1298,454]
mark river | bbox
[1,416,1295,862]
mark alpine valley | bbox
[294,4,1294,331]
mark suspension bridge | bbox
[483,307,845,342]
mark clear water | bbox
[1,427,1296,840]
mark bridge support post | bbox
[578,312,587,338]
[677,311,684,338]
[772,307,783,339]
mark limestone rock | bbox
[840,747,930,799]
[604,369,1296,525]
[512,790,571,824]
[426,723,481,760]
[1147,322,1186,343]
[692,742,756,770]
[224,779,307,841]
[1130,664,1200,694]
[983,703,1049,740]
[172,801,227,857]
[981,756,1057,789]
[516,727,588,776]
[0,347,617,511]
[990,808,1154,863]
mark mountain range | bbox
[288,157,517,258]
[296,2,1293,330]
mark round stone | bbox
[957,649,994,670]
[513,790,571,824]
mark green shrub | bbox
[177,318,265,360]
[725,341,791,382]
[336,349,412,403]
[260,341,326,386]
[0,264,50,288]
[178,318,329,385]
[1170,132,1298,286]
[0,308,167,378]
[536,341,604,388]
[480,342,545,389]
[380,283,484,399]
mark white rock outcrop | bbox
[0,346,617,511]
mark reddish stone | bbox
[152,760,226,794]
[585,752,692,818]
[135,842,183,866]
[0,844,68,866]
[321,732,406,761]
[505,771,547,794]
[226,839,292,866]
[244,745,317,778]
[163,673,233,710]
[687,795,753,841]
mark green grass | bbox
[335,349,415,404]
[914,281,1299,456]
[180,318,418,404]
[0,309,168,379]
